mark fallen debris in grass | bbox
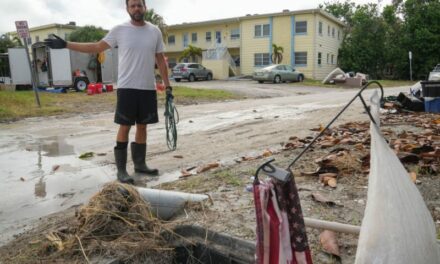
[78,152,94,159]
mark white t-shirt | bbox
[103,21,165,90]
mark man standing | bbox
[45,0,171,184]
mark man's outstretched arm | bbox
[45,34,110,53]
[67,40,110,54]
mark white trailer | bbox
[32,42,117,91]
[6,48,33,87]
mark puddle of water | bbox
[0,134,113,245]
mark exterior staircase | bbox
[202,43,237,79]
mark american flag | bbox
[253,174,313,264]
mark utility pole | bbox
[409,51,413,81]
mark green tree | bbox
[399,0,440,79]
[144,8,168,40]
[338,4,387,78]
[381,5,405,79]
[68,25,107,42]
[0,35,17,53]
[271,44,284,64]
[179,45,202,62]
[320,0,356,29]
[0,34,19,76]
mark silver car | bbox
[252,64,304,83]
[172,63,213,82]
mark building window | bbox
[254,53,270,66]
[332,28,335,38]
[331,54,334,64]
[327,53,329,64]
[191,33,197,42]
[230,28,240,40]
[167,35,175,45]
[35,36,40,42]
[295,21,307,34]
[168,58,177,68]
[318,52,322,65]
[294,52,307,66]
[338,30,340,40]
[206,32,211,42]
[254,24,270,37]
[27,37,32,45]
[328,25,330,36]
[318,22,323,35]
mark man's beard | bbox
[130,12,145,22]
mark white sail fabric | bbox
[355,91,440,264]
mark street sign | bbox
[14,20,41,107]
[15,21,30,39]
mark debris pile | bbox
[284,111,439,185]
[6,183,175,263]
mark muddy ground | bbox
[0,81,439,263]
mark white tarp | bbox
[322,67,345,84]
[355,91,440,264]
[136,187,209,220]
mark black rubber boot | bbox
[131,142,159,176]
[114,147,134,184]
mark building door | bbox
[215,31,221,44]
[183,33,189,47]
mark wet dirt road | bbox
[0,81,409,245]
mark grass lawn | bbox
[0,86,242,122]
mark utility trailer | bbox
[31,42,117,91]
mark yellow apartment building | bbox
[165,9,344,80]
[8,22,80,52]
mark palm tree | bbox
[271,44,284,64]
[144,9,168,40]
[179,45,203,62]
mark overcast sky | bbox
[1,0,391,35]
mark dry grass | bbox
[0,183,178,263]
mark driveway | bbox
[0,81,410,245]
[170,79,333,98]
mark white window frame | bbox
[230,28,240,40]
[168,35,175,45]
[254,53,270,66]
[294,52,307,66]
[295,21,308,35]
[254,24,270,38]
[191,32,197,43]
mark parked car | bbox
[252,64,304,83]
[172,63,213,82]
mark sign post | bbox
[409,51,413,81]
[15,21,40,107]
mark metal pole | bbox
[409,51,413,81]
[23,39,41,107]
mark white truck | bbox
[1,44,117,91]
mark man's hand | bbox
[44,34,67,49]
[166,86,173,99]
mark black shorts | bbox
[114,89,159,125]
